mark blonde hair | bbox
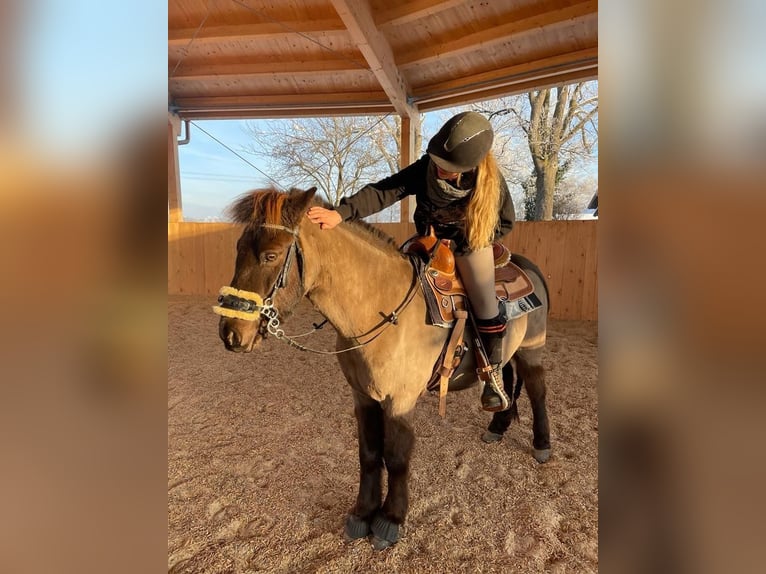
[465,152,501,251]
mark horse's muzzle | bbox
[219,318,260,352]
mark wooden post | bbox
[399,114,419,223]
[168,114,183,222]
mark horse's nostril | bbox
[220,322,241,349]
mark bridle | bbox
[260,223,303,299]
[213,222,419,355]
[214,221,303,327]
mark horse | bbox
[216,187,551,550]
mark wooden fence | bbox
[168,220,597,320]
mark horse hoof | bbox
[344,514,370,541]
[370,513,399,550]
[481,431,503,443]
[371,536,394,551]
[533,448,551,463]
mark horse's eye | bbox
[262,252,278,263]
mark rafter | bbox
[330,0,417,118]
[168,19,345,46]
[397,0,597,68]
[170,59,366,80]
[416,69,598,112]
[172,92,394,119]
[412,48,598,102]
[375,0,466,28]
[177,107,396,120]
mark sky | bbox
[177,120,273,222]
[178,113,452,222]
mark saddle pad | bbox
[504,292,543,319]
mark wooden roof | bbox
[168,0,598,119]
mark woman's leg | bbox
[454,246,497,319]
[455,247,510,411]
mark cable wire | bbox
[191,121,284,189]
[169,0,214,78]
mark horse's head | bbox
[216,187,316,352]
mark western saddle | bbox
[402,229,534,416]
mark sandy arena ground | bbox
[168,295,598,573]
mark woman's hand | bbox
[307,206,343,230]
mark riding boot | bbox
[475,314,511,412]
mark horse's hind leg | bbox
[482,360,520,443]
[516,348,551,463]
[370,411,415,550]
[345,392,384,541]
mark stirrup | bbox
[479,365,510,412]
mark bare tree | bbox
[242,116,400,207]
[475,81,598,220]
[526,84,598,219]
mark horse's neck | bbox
[300,221,414,338]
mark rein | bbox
[267,257,420,355]
[215,222,420,355]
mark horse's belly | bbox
[447,350,479,391]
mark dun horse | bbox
[216,187,551,550]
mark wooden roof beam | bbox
[173,92,390,107]
[417,69,598,112]
[168,19,345,46]
[413,48,598,102]
[170,59,366,81]
[375,0,466,28]
[397,0,597,68]
[172,92,395,119]
[179,106,396,120]
[330,0,417,118]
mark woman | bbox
[307,111,516,412]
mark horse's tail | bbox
[510,253,550,313]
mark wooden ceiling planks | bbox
[168,0,598,118]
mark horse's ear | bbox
[284,187,317,226]
[295,187,316,211]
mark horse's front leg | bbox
[345,392,384,541]
[371,409,415,550]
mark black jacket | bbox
[335,155,515,254]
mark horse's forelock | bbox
[253,190,287,225]
[226,194,253,224]
[227,188,289,225]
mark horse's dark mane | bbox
[311,197,402,257]
[226,187,404,258]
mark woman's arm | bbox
[335,156,429,221]
[307,156,429,230]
